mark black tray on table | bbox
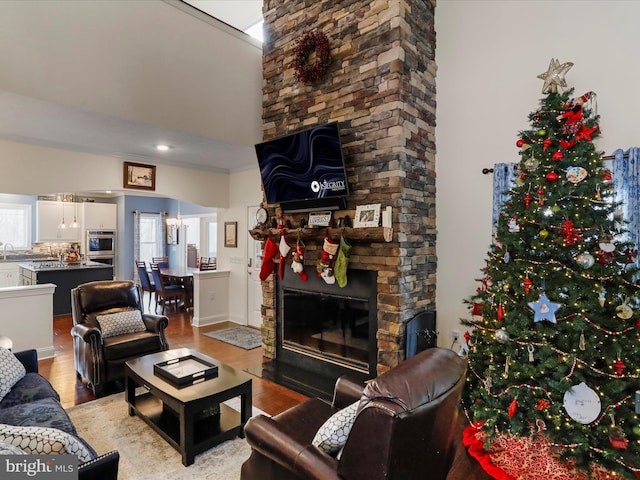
[153,355,218,387]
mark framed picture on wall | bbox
[167,224,178,245]
[224,222,238,248]
[124,162,156,191]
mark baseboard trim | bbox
[191,314,227,327]
[36,346,56,360]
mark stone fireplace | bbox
[259,0,437,378]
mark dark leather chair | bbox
[70,280,169,396]
[241,348,467,480]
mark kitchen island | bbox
[19,260,114,315]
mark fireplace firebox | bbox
[273,268,378,395]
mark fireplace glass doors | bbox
[277,269,377,378]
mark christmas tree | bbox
[462,59,640,478]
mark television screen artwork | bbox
[255,122,348,205]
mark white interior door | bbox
[246,205,263,328]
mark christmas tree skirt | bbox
[462,424,628,480]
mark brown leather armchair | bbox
[241,348,467,480]
[71,280,169,396]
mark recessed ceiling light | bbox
[156,144,172,151]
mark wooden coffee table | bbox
[124,348,252,466]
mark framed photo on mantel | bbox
[124,162,156,191]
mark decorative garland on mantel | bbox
[292,30,331,83]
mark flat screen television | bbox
[255,122,349,212]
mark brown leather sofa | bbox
[241,347,467,480]
[71,280,169,396]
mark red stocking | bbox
[259,236,279,281]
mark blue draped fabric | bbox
[612,148,640,259]
[492,162,518,230]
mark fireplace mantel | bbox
[249,226,388,243]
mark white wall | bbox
[216,168,262,325]
[435,1,640,347]
[0,138,230,208]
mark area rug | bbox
[203,326,262,350]
[67,393,263,480]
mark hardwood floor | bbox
[39,305,307,415]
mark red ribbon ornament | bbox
[613,359,626,376]
[559,139,575,149]
[559,220,584,245]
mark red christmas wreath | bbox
[292,30,331,83]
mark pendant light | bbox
[70,193,79,229]
[58,195,66,229]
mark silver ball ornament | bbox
[495,328,509,343]
[575,252,595,269]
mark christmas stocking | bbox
[317,236,338,284]
[334,236,351,288]
[278,235,291,280]
[291,239,308,281]
[259,236,279,281]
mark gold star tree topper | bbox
[537,58,574,94]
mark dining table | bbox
[159,266,198,310]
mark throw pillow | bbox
[0,424,93,462]
[0,440,25,455]
[0,347,26,403]
[312,401,359,456]
[96,310,146,338]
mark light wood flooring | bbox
[38,305,307,416]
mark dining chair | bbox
[150,263,186,313]
[152,256,169,268]
[199,257,216,271]
[135,260,156,310]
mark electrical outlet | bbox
[451,330,460,344]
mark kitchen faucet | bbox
[3,243,14,260]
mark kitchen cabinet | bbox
[81,203,117,230]
[36,201,81,242]
[0,262,20,287]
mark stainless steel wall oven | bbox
[86,230,116,268]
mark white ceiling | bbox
[0,0,264,174]
[184,0,263,31]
